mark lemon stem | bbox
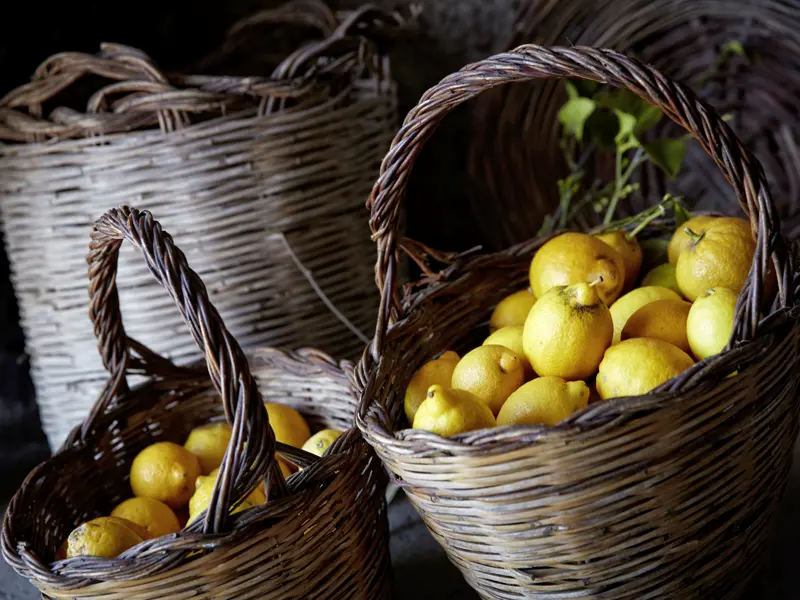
[588,276,604,288]
[683,227,705,245]
[625,203,667,240]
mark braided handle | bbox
[367,44,794,358]
[85,206,286,534]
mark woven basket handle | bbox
[85,206,287,534]
[367,44,794,358]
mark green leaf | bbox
[721,40,746,58]
[565,81,579,100]
[635,104,663,134]
[614,110,638,144]
[643,139,686,178]
[558,97,596,142]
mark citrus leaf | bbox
[635,104,663,134]
[558,97,596,142]
[565,81,579,100]
[643,139,686,178]
[614,110,638,144]
[721,40,746,58]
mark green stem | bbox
[683,227,705,244]
[603,147,625,225]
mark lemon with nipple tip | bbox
[412,384,496,437]
[65,517,145,559]
[529,232,626,305]
[451,345,525,415]
[483,326,534,378]
[522,280,613,381]
[403,351,460,424]
[595,231,642,292]
[497,377,590,427]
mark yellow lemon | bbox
[609,286,681,344]
[412,384,496,437]
[675,217,755,301]
[496,377,590,427]
[403,351,460,424]
[595,231,642,291]
[483,326,534,378]
[65,517,144,559]
[188,468,266,524]
[596,338,694,400]
[111,497,181,540]
[621,298,692,354]
[301,429,343,457]
[184,422,233,475]
[130,442,202,509]
[529,232,626,305]
[451,345,526,415]
[641,263,681,296]
[523,282,613,381]
[686,287,739,360]
[265,403,311,478]
[489,289,537,331]
[667,215,716,264]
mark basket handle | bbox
[85,206,287,534]
[366,44,795,358]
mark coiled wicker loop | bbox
[357,45,800,600]
[84,207,286,532]
[366,45,792,360]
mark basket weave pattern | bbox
[0,1,399,450]
[356,45,800,599]
[2,206,391,599]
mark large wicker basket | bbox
[356,45,800,599]
[0,0,401,450]
[467,0,800,249]
[1,206,391,599]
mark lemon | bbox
[188,468,266,524]
[523,281,613,381]
[130,442,202,509]
[641,263,681,296]
[621,298,692,354]
[675,217,755,301]
[265,403,311,478]
[483,326,534,378]
[302,429,342,457]
[496,377,589,426]
[529,232,626,305]
[667,215,716,264]
[65,517,144,559]
[184,422,233,475]
[412,384,496,437]
[596,338,694,399]
[489,289,537,331]
[111,497,181,540]
[595,231,642,291]
[686,287,738,360]
[451,345,526,415]
[403,351,460,424]
[608,286,681,344]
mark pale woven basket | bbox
[0,0,401,450]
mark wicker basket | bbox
[467,0,800,249]
[1,205,391,599]
[355,45,800,599]
[0,0,401,451]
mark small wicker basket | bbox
[356,45,800,599]
[2,206,391,599]
[0,0,402,450]
[467,0,800,248]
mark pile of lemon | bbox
[407,215,755,437]
[59,404,342,560]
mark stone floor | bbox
[4,439,800,600]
